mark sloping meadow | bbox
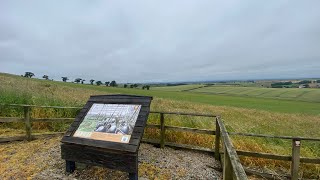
[0,74,320,177]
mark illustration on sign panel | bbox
[73,103,141,143]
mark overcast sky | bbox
[0,1,320,83]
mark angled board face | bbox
[61,95,153,153]
[73,103,141,143]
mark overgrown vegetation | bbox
[0,73,320,178]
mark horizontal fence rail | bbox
[1,104,320,179]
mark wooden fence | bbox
[1,104,320,179]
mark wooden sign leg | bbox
[66,160,76,173]
[129,172,138,180]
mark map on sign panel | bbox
[73,103,141,143]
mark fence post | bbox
[291,139,301,180]
[223,147,233,180]
[23,106,32,141]
[160,113,165,148]
[215,116,221,161]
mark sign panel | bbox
[73,103,141,143]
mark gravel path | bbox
[34,142,221,180]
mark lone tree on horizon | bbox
[62,77,69,82]
[96,81,102,86]
[105,81,110,86]
[142,85,150,90]
[124,84,128,88]
[24,72,35,78]
[74,78,82,83]
[81,79,85,84]
[110,80,117,87]
[90,79,95,85]
[42,75,49,80]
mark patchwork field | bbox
[154,85,320,103]
[0,73,320,178]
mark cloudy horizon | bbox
[1,1,320,83]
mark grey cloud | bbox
[0,0,320,83]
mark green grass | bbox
[1,73,320,177]
[173,86,320,103]
[150,84,204,91]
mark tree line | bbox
[22,72,150,90]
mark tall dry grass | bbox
[1,74,320,178]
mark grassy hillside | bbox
[154,85,320,103]
[152,84,204,91]
[0,73,320,177]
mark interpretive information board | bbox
[73,103,141,143]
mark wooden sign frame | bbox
[61,94,153,180]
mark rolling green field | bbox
[154,85,320,103]
[0,73,320,177]
[152,84,204,91]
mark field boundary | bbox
[1,104,320,179]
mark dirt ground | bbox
[0,136,221,180]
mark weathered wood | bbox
[160,113,165,148]
[61,136,138,152]
[146,124,160,129]
[291,139,300,180]
[165,126,215,135]
[24,106,32,141]
[223,147,233,180]
[244,167,290,179]
[229,132,320,141]
[61,95,153,177]
[141,138,215,153]
[300,157,320,164]
[0,132,65,143]
[146,124,215,135]
[129,172,138,180]
[237,150,291,161]
[215,117,221,161]
[0,136,25,143]
[0,103,81,109]
[217,119,247,180]
[0,117,24,122]
[61,143,138,173]
[66,160,76,173]
[31,118,74,122]
[150,111,216,117]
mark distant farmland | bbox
[1,73,320,177]
[153,85,320,103]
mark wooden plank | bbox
[244,167,290,179]
[217,119,247,180]
[223,147,233,180]
[141,138,215,153]
[300,157,320,164]
[165,126,215,135]
[31,118,74,122]
[229,132,320,142]
[61,143,138,173]
[237,150,291,161]
[215,117,221,161]
[0,136,25,143]
[0,132,65,143]
[0,104,81,109]
[150,111,216,117]
[89,94,153,100]
[146,124,160,129]
[24,106,32,141]
[61,136,138,153]
[160,113,165,148]
[88,98,152,104]
[0,117,24,122]
[291,139,301,180]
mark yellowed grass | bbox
[1,73,320,178]
[0,136,61,179]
